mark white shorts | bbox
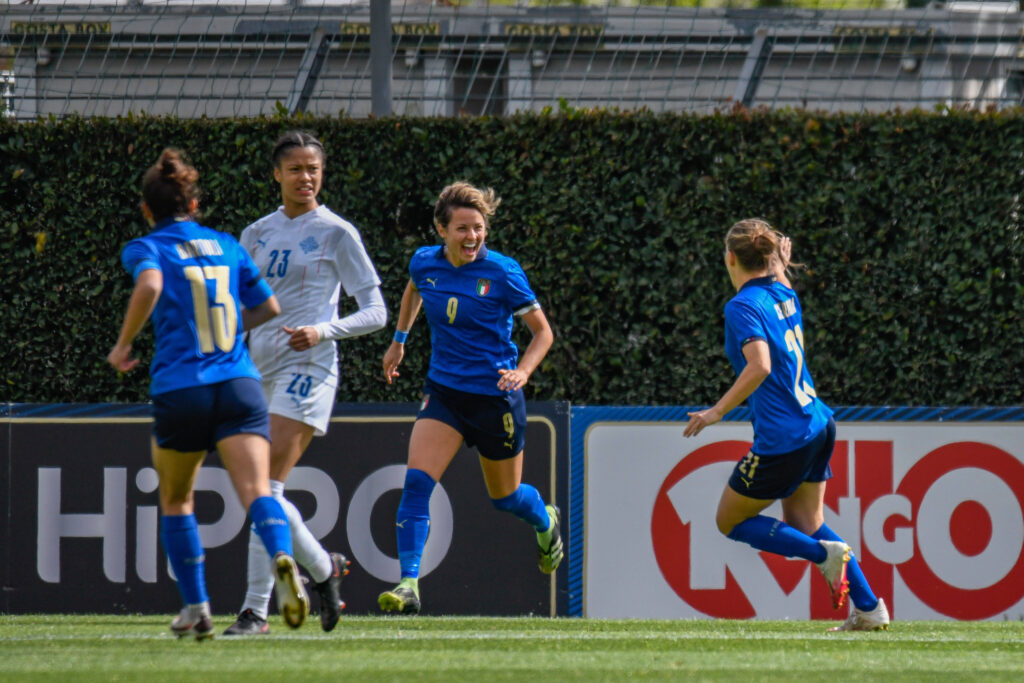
[262,365,337,437]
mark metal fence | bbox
[3,1,1024,119]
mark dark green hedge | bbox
[2,109,1022,406]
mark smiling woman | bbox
[377,181,561,615]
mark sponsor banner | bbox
[574,407,1024,620]
[0,402,569,616]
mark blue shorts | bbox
[728,416,835,500]
[418,377,527,461]
[151,377,270,452]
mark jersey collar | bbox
[740,274,777,290]
[151,216,193,232]
[438,244,489,262]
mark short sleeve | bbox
[121,238,161,281]
[231,237,274,309]
[724,298,766,348]
[504,260,539,315]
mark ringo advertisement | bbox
[577,413,1024,620]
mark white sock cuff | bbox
[270,479,286,498]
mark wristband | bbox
[393,330,408,344]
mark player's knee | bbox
[716,511,737,537]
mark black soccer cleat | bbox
[314,552,350,632]
[222,608,270,636]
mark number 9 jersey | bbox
[723,275,833,456]
[121,218,274,396]
[411,244,540,396]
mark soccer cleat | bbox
[314,552,350,632]
[378,581,421,615]
[273,552,310,629]
[815,540,852,610]
[222,608,270,636]
[537,504,564,574]
[829,597,891,632]
[170,604,214,641]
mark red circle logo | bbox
[896,442,1024,619]
[650,441,761,618]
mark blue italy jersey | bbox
[723,275,833,455]
[121,218,274,396]
[410,245,539,395]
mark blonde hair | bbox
[433,181,501,228]
[725,218,793,273]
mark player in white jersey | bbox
[225,130,387,635]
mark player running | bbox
[378,182,562,614]
[223,130,387,635]
[684,218,889,632]
[108,148,308,640]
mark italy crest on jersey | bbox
[476,278,491,296]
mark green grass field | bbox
[2,614,1023,681]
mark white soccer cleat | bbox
[273,552,310,629]
[815,540,851,610]
[829,597,891,632]
[170,603,214,641]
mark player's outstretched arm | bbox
[383,279,422,385]
[108,268,163,372]
[684,339,771,437]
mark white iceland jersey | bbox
[240,205,381,377]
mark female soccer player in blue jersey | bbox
[684,219,889,632]
[377,182,561,614]
[224,130,386,636]
[107,148,309,639]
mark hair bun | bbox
[158,150,182,178]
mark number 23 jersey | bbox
[410,245,540,396]
[240,205,381,378]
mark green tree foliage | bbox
[1,109,1021,406]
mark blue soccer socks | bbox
[813,523,879,612]
[396,468,436,580]
[727,514,828,563]
[161,514,209,606]
[249,495,292,559]
[491,483,550,532]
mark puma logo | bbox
[425,278,437,288]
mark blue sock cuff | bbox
[249,495,292,557]
[405,468,436,496]
[491,483,549,531]
[161,514,197,532]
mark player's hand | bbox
[497,368,529,392]
[684,406,722,437]
[107,344,140,373]
[284,325,320,351]
[779,235,792,264]
[382,343,404,385]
